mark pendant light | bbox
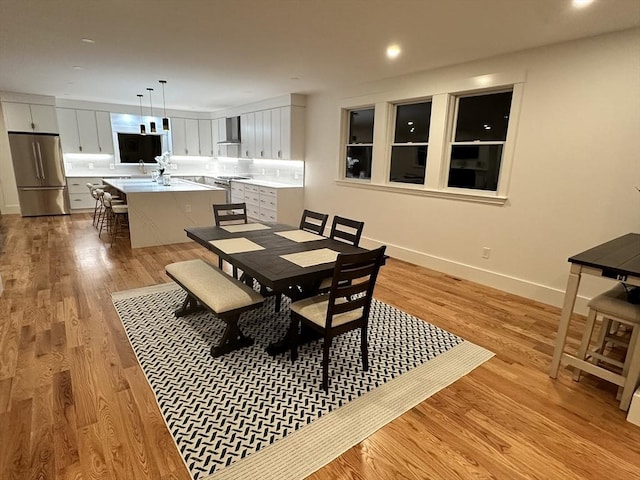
[146,87,156,133]
[137,94,146,135]
[159,79,170,131]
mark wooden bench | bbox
[165,259,265,357]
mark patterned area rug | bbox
[112,283,493,480]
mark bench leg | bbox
[175,293,206,318]
[211,313,254,357]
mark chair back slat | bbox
[324,246,386,329]
[330,216,364,247]
[213,203,248,226]
[299,209,329,235]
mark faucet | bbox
[139,159,147,174]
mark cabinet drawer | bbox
[259,195,277,210]
[258,186,276,197]
[67,177,98,194]
[247,204,260,219]
[244,184,260,194]
[231,193,244,203]
[244,193,260,206]
[69,193,95,209]
[258,208,277,223]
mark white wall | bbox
[303,29,640,312]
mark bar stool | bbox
[572,283,640,411]
[95,189,125,234]
[86,182,107,227]
[100,192,129,246]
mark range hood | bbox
[217,116,241,144]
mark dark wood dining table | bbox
[185,223,368,293]
[185,222,371,354]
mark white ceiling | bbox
[1,0,639,113]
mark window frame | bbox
[342,106,375,182]
[336,72,524,205]
[442,88,516,195]
[387,99,433,186]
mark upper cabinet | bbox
[171,117,201,156]
[198,119,213,156]
[237,105,304,160]
[56,108,114,154]
[3,101,58,133]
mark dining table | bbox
[549,233,640,380]
[185,221,371,354]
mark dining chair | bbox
[299,209,329,235]
[213,202,248,227]
[315,216,366,293]
[213,202,248,278]
[289,245,386,392]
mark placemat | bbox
[280,248,340,267]
[221,223,271,233]
[275,230,325,243]
[209,238,265,254]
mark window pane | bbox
[454,91,512,142]
[346,146,372,179]
[389,146,427,184]
[348,108,374,143]
[448,145,503,191]
[394,102,431,143]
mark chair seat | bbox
[291,295,363,328]
[112,205,128,214]
[588,284,640,323]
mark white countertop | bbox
[103,178,225,193]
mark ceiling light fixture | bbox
[386,44,401,59]
[572,0,594,8]
[81,38,95,43]
[137,94,146,135]
[159,80,170,131]
[146,87,156,133]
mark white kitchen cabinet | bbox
[256,109,272,159]
[230,180,303,226]
[95,111,114,154]
[241,112,255,159]
[67,176,97,210]
[3,101,58,133]
[198,119,213,156]
[271,106,305,160]
[57,108,114,154]
[171,118,200,155]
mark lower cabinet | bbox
[230,181,303,227]
[67,177,96,210]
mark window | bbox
[345,108,374,180]
[448,90,513,191]
[389,101,432,184]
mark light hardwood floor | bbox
[0,213,639,479]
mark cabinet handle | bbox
[278,150,281,158]
[31,122,35,130]
[79,145,83,152]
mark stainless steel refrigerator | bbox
[8,132,70,216]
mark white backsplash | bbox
[64,154,304,185]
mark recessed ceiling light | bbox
[81,38,95,43]
[290,76,300,81]
[386,44,401,59]
[572,0,594,8]
[72,66,83,70]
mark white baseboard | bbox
[362,237,590,316]
[0,204,20,215]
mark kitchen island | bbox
[102,178,226,248]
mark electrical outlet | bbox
[482,247,491,259]
[171,163,177,170]
[88,163,94,170]
[276,169,280,177]
[261,168,265,175]
[185,204,192,213]
[109,163,115,170]
[294,172,299,180]
[204,164,209,170]
[65,162,72,170]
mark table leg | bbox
[266,280,322,357]
[549,264,582,378]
